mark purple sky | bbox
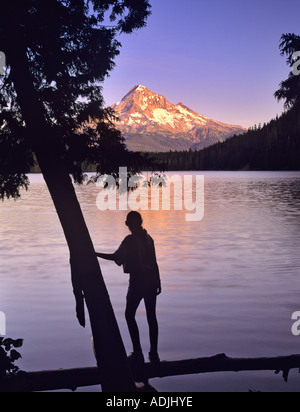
[102,0,299,129]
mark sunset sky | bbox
[102,0,300,128]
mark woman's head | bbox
[126,211,143,233]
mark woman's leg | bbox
[144,293,159,355]
[125,291,143,353]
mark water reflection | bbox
[1,172,300,392]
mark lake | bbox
[1,171,300,392]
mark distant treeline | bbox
[30,107,300,174]
[144,106,300,171]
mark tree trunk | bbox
[7,21,136,393]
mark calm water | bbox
[1,171,300,392]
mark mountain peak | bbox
[136,85,147,91]
[111,85,246,152]
[119,85,149,104]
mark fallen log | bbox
[1,353,300,392]
[145,353,300,382]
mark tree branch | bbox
[1,353,300,392]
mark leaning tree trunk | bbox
[7,27,136,392]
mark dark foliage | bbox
[145,106,300,171]
[274,33,300,109]
[0,0,151,199]
[0,338,23,378]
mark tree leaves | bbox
[0,0,151,200]
[0,338,23,378]
[10,350,22,362]
[274,33,300,109]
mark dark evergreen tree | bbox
[0,0,151,392]
[274,33,300,109]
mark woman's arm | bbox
[155,262,162,295]
[96,252,116,261]
[151,239,162,295]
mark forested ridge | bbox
[29,106,300,173]
[145,106,300,171]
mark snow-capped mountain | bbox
[111,85,246,152]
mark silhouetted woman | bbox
[96,211,161,364]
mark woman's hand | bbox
[96,252,116,261]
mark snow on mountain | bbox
[111,85,246,152]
